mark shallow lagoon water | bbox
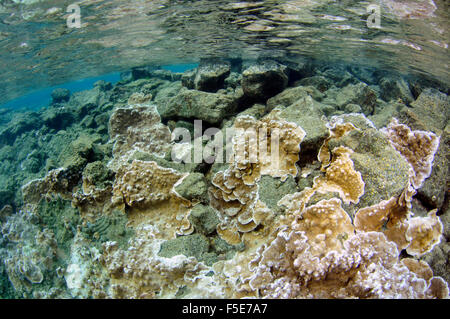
[0,0,449,299]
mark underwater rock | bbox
[181,69,196,89]
[347,65,378,85]
[335,82,378,115]
[69,86,106,118]
[0,204,13,222]
[266,85,324,111]
[241,60,288,101]
[417,125,449,209]
[150,69,182,82]
[297,75,332,92]
[282,59,314,84]
[175,173,209,203]
[318,64,358,87]
[159,88,238,124]
[369,100,407,129]
[158,233,208,259]
[94,80,112,91]
[258,175,298,213]
[0,112,42,147]
[40,108,75,131]
[109,94,172,166]
[379,76,414,104]
[120,66,155,82]
[82,161,114,190]
[326,114,411,212]
[153,81,183,105]
[58,134,100,173]
[397,88,449,135]
[182,61,231,92]
[224,72,242,89]
[188,204,220,236]
[51,88,70,104]
[158,233,216,265]
[268,95,328,162]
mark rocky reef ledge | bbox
[0,59,449,298]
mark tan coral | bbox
[278,187,316,216]
[401,258,433,281]
[72,186,115,221]
[112,160,192,239]
[108,94,172,169]
[354,196,410,250]
[291,198,354,255]
[426,277,450,299]
[247,222,448,298]
[405,210,443,258]
[381,118,440,189]
[101,224,222,299]
[232,115,306,182]
[313,146,364,205]
[21,168,76,205]
[210,115,306,244]
[318,121,357,169]
[247,229,401,298]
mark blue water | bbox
[0,73,121,111]
[0,64,199,111]
[161,63,198,73]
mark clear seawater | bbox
[0,0,448,105]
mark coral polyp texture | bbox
[0,60,448,299]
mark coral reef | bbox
[0,59,448,299]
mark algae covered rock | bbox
[397,88,449,134]
[379,76,414,104]
[0,112,42,146]
[51,88,71,104]
[335,82,377,115]
[58,134,100,172]
[297,75,332,92]
[158,233,211,263]
[82,161,114,190]
[182,61,231,92]
[241,60,288,101]
[41,107,75,131]
[188,204,220,235]
[258,175,298,213]
[81,210,134,249]
[272,95,329,161]
[266,85,324,111]
[175,173,209,203]
[327,114,411,212]
[417,125,449,209]
[159,88,237,124]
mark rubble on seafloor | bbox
[0,59,449,298]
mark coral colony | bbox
[0,59,449,299]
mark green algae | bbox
[82,161,115,189]
[158,233,244,266]
[37,198,80,255]
[188,204,220,235]
[158,233,211,263]
[258,175,298,213]
[81,210,134,250]
[175,173,209,203]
